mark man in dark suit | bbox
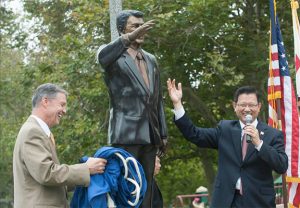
[97,10,168,207]
[167,79,288,208]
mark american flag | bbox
[292,0,300,98]
[290,0,300,206]
[268,0,282,129]
[268,0,300,206]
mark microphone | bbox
[245,114,253,143]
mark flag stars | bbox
[280,53,286,58]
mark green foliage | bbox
[0,5,29,205]
[0,0,295,206]
[157,156,209,206]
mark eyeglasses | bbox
[236,103,258,109]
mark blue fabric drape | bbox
[70,146,147,208]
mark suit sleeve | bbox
[158,96,167,139]
[257,130,288,174]
[22,129,90,187]
[155,58,168,139]
[97,36,129,70]
[175,113,220,149]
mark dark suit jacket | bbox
[175,114,288,208]
[152,179,163,208]
[97,37,167,145]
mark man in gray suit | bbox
[13,83,107,208]
[97,10,168,207]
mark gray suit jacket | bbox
[13,116,90,208]
[97,37,167,145]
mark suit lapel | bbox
[49,140,60,164]
[231,122,243,161]
[124,53,150,94]
[244,141,255,161]
[28,117,60,164]
[244,121,266,161]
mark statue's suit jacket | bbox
[97,37,167,145]
[13,116,90,208]
[175,114,288,208]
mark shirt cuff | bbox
[255,140,263,151]
[172,106,185,120]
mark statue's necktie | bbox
[136,51,149,88]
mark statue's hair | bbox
[116,10,144,35]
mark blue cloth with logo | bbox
[70,146,147,208]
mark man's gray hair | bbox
[32,83,68,108]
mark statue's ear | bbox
[117,26,124,35]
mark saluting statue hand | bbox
[127,20,155,41]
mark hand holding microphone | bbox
[244,114,262,146]
[245,114,253,143]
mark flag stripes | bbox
[268,0,300,207]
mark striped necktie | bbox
[242,133,248,160]
[240,133,249,195]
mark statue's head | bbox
[116,10,144,35]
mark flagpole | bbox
[268,1,289,207]
[109,0,122,41]
[275,99,288,208]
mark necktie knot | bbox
[136,52,143,60]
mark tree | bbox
[0,3,29,206]
[0,0,295,206]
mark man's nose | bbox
[243,108,251,114]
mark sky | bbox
[2,0,24,14]
[2,0,41,60]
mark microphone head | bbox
[245,114,253,124]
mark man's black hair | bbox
[234,86,260,103]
